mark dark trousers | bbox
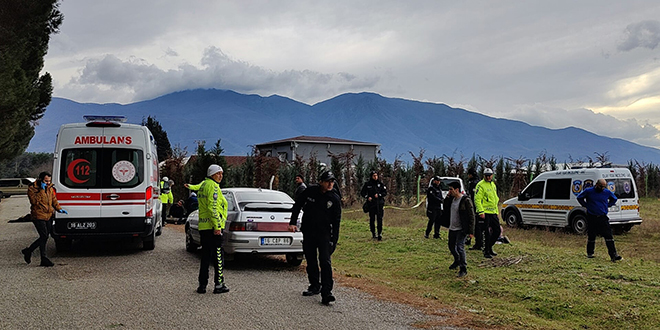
[303,232,333,296]
[27,219,52,258]
[586,213,618,258]
[448,230,468,268]
[426,209,442,237]
[369,206,384,236]
[472,220,485,249]
[198,230,225,287]
[484,213,501,254]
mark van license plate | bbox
[261,237,291,245]
[67,222,97,230]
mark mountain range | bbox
[27,89,660,164]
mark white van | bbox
[501,167,642,234]
[0,178,35,198]
[51,115,162,251]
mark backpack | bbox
[161,181,171,194]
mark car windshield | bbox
[439,179,460,191]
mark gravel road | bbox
[0,196,443,329]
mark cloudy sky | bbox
[44,1,660,148]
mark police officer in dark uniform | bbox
[361,171,387,240]
[289,171,342,305]
[466,168,483,250]
[425,176,443,239]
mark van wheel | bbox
[571,214,588,235]
[55,238,72,252]
[504,209,521,228]
[143,230,156,250]
[286,253,303,266]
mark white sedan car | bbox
[185,187,304,266]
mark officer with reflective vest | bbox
[474,168,501,258]
[160,177,174,226]
[196,165,229,294]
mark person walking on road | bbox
[196,165,230,294]
[474,168,501,258]
[361,171,387,240]
[22,172,67,267]
[294,174,307,200]
[441,181,475,277]
[577,179,623,262]
[425,176,443,239]
[289,171,342,305]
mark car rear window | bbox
[439,179,461,191]
[235,191,293,203]
[60,148,144,189]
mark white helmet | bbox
[207,164,223,177]
[483,168,494,175]
[163,177,169,182]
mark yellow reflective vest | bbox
[197,177,227,231]
[474,179,499,215]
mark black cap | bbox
[319,171,336,182]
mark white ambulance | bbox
[51,115,163,251]
[501,167,642,234]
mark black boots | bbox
[302,286,321,296]
[321,294,336,305]
[213,284,230,294]
[40,257,54,267]
[457,267,467,278]
[21,248,31,264]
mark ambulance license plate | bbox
[261,237,291,245]
[68,222,97,230]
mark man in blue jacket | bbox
[577,178,623,262]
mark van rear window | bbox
[60,148,144,189]
[611,178,635,199]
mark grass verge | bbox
[332,198,660,329]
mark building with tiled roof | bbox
[255,136,380,166]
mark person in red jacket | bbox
[21,172,67,267]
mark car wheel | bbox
[286,253,303,266]
[504,209,521,228]
[571,213,588,235]
[185,225,199,253]
[54,238,72,252]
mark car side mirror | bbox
[518,192,530,201]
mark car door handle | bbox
[538,201,544,204]
[107,194,120,200]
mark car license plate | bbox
[67,222,97,230]
[261,237,291,245]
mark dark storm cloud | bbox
[618,20,660,51]
[68,47,380,103]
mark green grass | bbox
[332,199,660,329]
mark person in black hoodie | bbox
[425,176,443,239]
[441,181,475,277]
[361,171,387,240]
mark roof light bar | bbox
[83,115,127,123]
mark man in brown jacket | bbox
[21,172,66,267]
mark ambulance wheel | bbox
[504,209,521,228]
[571,214,588,235]
[55,238,72,252]
[286,253,303,266]
[143,231,156,250]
